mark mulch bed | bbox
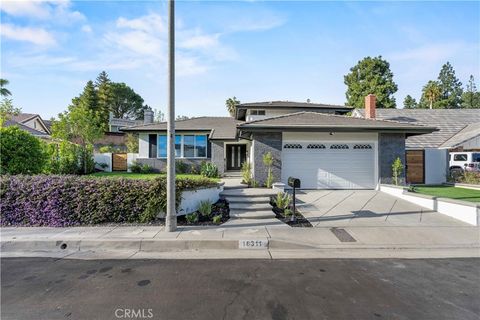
[176,199,230,226]
[272,206,313,228]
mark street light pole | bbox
[166,0,176,232]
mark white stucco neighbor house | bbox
[352,109,480,185]
[4,113,51,139]
[122,95,435,190]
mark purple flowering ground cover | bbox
[0,175,216,227]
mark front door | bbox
[226,144,246,170]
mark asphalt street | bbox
[1,258,479,320]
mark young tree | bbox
[95,71,114,129]
[421,81,442,109]
[225,96,240,116]
[462,75,480,108]
[52,82,104,174]
[153,108,165,122]
[0,99,21,127]
[344,56,398,108]
[0,79,12,97]
[110,82,145,120]
[403,95,417,109]
[436,62,463,108]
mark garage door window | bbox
[307,144,326,149]
[353,144,373,149]
[330,144,349,149]
[284,143,303,149]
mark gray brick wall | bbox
[252,132,282,186]
[136,158,208,173]
[210,141,225,174]
[378,133,406,185]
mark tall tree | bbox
[0,99,21,127]
[422,81,442,109]
[0,79,12,97]
[110,82,145,120]
[153,108,165,122]
[436,62,463,108]
[461,75,480,108]
[52,82,104,174]
[225,96,240,116]
[344,56,398,108]
[95,71,114,129]
[403,95,417,109]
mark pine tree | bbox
[95,71,113,130]
[344,56,398,108]
[461,75,480,108]
[436,62,463,108]
[403,95,417,109]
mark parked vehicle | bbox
[449,152,480,177]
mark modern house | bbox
[352,109,480,185]
[4,113,51,138]
[122,96,435,189]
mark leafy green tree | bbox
[0,79,12,97]
[52,82,104,174]
[125,133,139,153]
[403,95,417,109]
[225,96,240,116]
[462,75,480,108]
[0,99,21,127]
[420,81,442,109]
[0,126,46,174]
[436,62,463,108]
[43,140,83,174]
[95,71,114,129]
[153,107,165,122]
[110,82,145,120]
[344,56,398,108]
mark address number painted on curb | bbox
[239,239,269,249]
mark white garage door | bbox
[281,142,376,189]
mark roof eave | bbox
[237,125,437,134]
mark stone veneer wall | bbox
[252,132,282,186]
[136,158,208,173]
[378,133,406,184]
[210,141,225,175]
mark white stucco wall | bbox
[94,153,112,172]
[138,133,149,158]
[425,148,448,184]
[127,153,138,172]
[177,185,224,215]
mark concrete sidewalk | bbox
[2,222,479,259]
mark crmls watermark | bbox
[114,308,154,319]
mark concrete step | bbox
[221,188,278,198]
[226,196,271,203]
[223,185,247,190]
[229,203,273,211]
[230,209,276,219]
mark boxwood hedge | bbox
[0,175,216,227]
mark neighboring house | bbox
[4,113,51,138]
[352,109,480,185]
[123,96,435,190]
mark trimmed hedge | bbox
[0,175,216,227]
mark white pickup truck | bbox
[449,152,480,176]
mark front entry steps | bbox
[221,188,278,220]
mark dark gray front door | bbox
[226,144,246,170]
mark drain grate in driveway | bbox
[330,228,356,242]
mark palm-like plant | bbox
[225,96,240,117]
[423,81,441,109]
[0,79,12,97]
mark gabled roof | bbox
[353,109,480,148]
[440,123,480,149]
[238,111,436,135]
[4,120,51,137]
[8,112,51,134]
[121,117,241,140]
[235,100,352,120]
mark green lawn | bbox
[413,185,480,203]
[90,172,220,182]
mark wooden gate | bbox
[406,150,424,184]
[112,153,127,171]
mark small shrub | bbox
[198,200,212,217]
[176,160,188,174]
[140,164,154,174]
[273,192,291,210]
[461,171,480,185]
[263,152,274,188]
[190,164,199,175]
[392,157,403,185]
[212,215,222,224]
[185,212,199,224]
[241,161,252,185]
[129,161,142,173]
[98,146,111,153]
[250,180,259,188]
[201,162,219,178]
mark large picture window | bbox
[157,134,208,159]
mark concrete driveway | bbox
[295,190,470,227]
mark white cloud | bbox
[81,25,92,33]
[390,42,469,63]
[0,23,56,46]
[0,0,85,23]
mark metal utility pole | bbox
[166,0,176,232]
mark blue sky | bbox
[1,1,479,119]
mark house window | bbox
[157,134,208,159]
[250,110,266,115]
